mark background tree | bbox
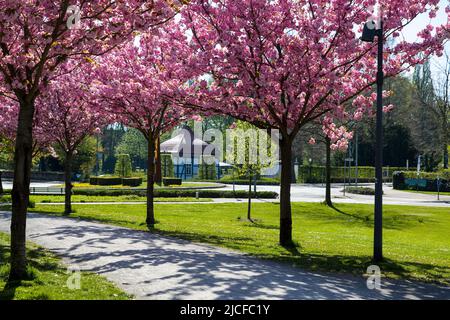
[37,69,107,215]
[101,124,127,174]
[55,136,97,181]
[434,51,450,169]
[161,153,175,178]
[229,121,276,221]
[411,60,443,171]
[116,128,148,170]
[115,154,133,178]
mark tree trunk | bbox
[443,120,448,169]
[9,98,35,281]
[64,151,74,215]
[291,157,297,183]
[154,136,162,184]
[146,134,156,228]
[325,137,332,206]
[0,171,3,195]
[247,172,252,222]
[279,135,293,247]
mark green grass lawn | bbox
[29,202,450,285]
[0,232,130,300]
[31,195,211,203]
[0,195,211,204]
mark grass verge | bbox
[0,195,211,204]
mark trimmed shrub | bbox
[343,187,380,195]
[219,176,280,185]
[297,165,407,183]
[392,171,405,190]
[393,171,449,192]
[163,177,182,186]
[122,178,143,187]
[89,177,99,185]
[97,177,123,186]
[73,188,278,199]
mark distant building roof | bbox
[160,126,216,157]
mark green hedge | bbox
[122,178,143,187]
[344,187,379,195]
[393,171,449,192]
[73,188,278,199]
[90,176,122,186]
[163,177,182,186]
[219,176,280,185]
[90,176,142,186]
[297,166,407,183]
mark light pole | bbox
[361,19,384,262]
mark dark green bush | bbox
[122,178,143,187]
[393,171,449,192]
[392,171,405,190]
[297,165,407,183]
[96,177,123,186]
[343,187,380,195]
[219,176,280,185]
[89,177,99,185]
[163,177,182,186]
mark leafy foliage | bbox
[114,154,133,178]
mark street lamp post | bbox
[361,19,384,262]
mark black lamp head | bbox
[361,21,377,42]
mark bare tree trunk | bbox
[443,120,448,169]
[64,151,74,215]
[9,98,34,281]
[0,171,3,195]
[247,172,252,222]
[291,158,297,183]
[154,136,162,184]
[279,135,293,247]
[146,134,156,228]
[325,137,333,206]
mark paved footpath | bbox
[0,211,449,300]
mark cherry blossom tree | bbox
[93,27,193,227]
[0,99,54,158]
[177,0,449,246]
[36,66,109,215]
[0,98,55,195]
[0,0,184,280]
